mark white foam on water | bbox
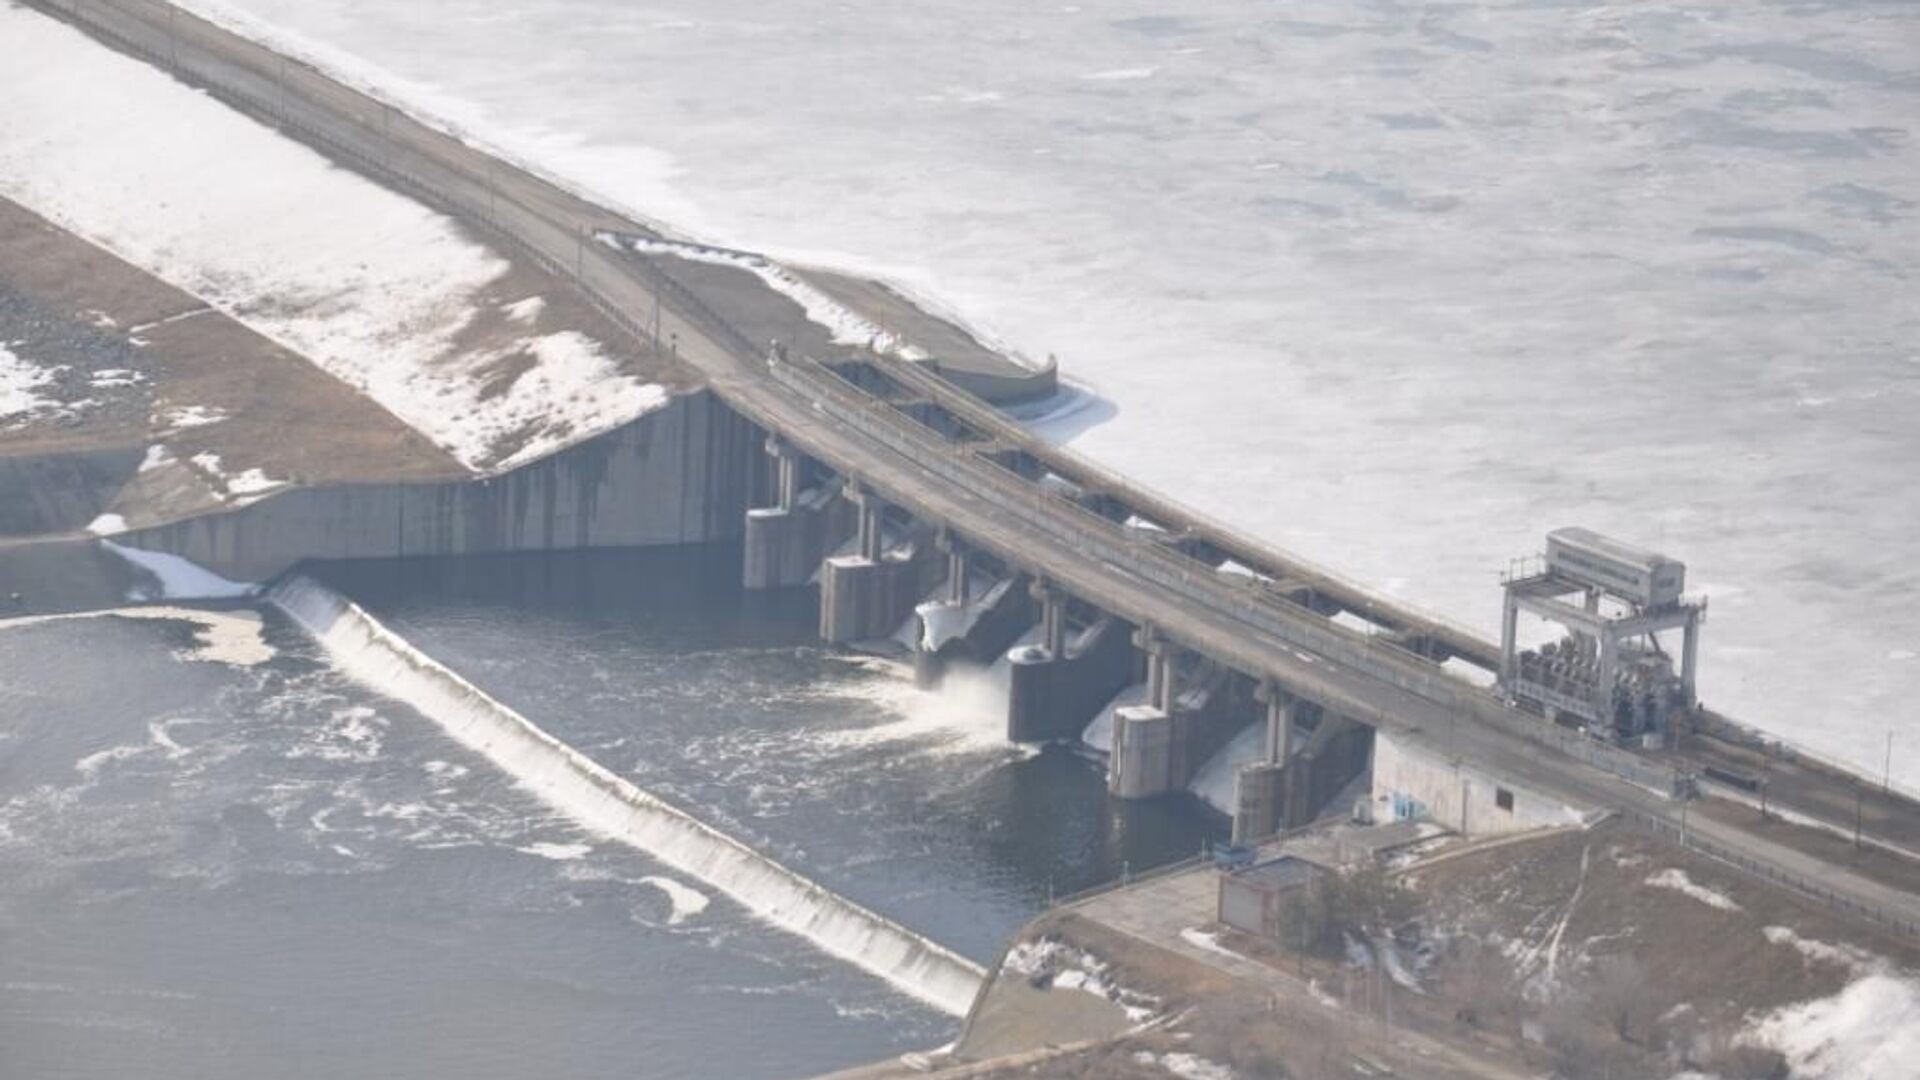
[516,841,594,861]
[0,605,274,666]
[268,575,986,1016]
[811,656,1026,759]
[638,875,711,925]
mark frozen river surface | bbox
[176,0,1919,782]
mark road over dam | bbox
[34,0,1920,942]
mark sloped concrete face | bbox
[0,447,144,536]
[107,391,758,582]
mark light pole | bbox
[1886,730,1895,796]
[1853,778,1864,851]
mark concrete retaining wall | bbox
[1371,730,1584,837]
[0,446,142,536]
[114,391,759,581]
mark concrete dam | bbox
[13,0,1920,972]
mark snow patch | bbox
[1133,1051,1234,1080]
[89,368,143,388]
[0,342,71,426]
[1179,927,1242,961]
[1645,868,1741,911]
[1743,973,1920,1080]
[189,451,290,503]
[611,235,929,361]
[139,445,177,472]
[85,513,128,536]
[103,541,257,601]
[1763,926,1881,975]
[155,405,226,430]
[1002,938,1158,1023]
[0,8,664,473]
[501,296,547,323]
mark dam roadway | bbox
[33,0,1920,940]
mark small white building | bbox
[1370,731,1585,837]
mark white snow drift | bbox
[0,5,664,473]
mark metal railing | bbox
[1619,810,1920,941]
[1049,855,1211,910]
[880,356,1497,649]
[769,354,1678,796]
[1692,709,1920,807]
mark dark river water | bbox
[0,544,1220,1079]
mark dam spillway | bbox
[269,573,989,1017]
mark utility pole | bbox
[1853,778,1864,851]
[1680,780,1690,847]
[1886,730,1895,796]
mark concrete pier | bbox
[1282,715,1371,828]
[744,437,846,590]
[1006,612,1138,743]
[1111,634,1262,801]
[817,488,938,644]
[1110,627,1176,798]
[1232,762,1286,845]
[1232,685,1308,843]
[820,554,918,644]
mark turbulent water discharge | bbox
[267,574,988,1017]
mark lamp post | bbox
[1886,731,1895,797]
[1853,778,1865,851]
